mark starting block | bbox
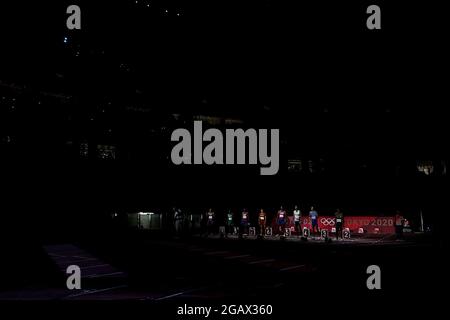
[321,229,328,239]
[249,227,256,236]
[265,227,273,236]
[343,229,351,239]
[302,227,310,238]
[284,228,291,237]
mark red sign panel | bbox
[273,216,395,234]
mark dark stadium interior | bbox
[0,0,447,314]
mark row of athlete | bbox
[203,206,344,237]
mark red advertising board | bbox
[273,216,395,234]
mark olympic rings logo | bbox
[320,218,335,226]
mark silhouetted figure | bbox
[240,209,250,236]
[206,208,215,237]
[293,205,302,236]
[173,207,184,236]
[258,208,267,236]
[309,206,319,234]
[225,209,234,236]
[277,206,287,235]
[335,209,344,240]
[395,211,404,239]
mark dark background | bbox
[0,3,448,311]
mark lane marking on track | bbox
[80,264,111,270]
[154,291,185,301]
[54,258,98,264]
[85,272,125,278]
[153,286,210,301]
[279,264,306,272]
[63,285,128,299]
[71,255,93,259]
[248,259,275,265]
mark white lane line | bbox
[248,259,275,265]
[64,285,128,299]
[55,258,98,264]
[224,254,250,260]
[154,292,185,301]
[85,272,125,278]
[153,286,209,301]
[72,255,93,260]
[279,264,306,272]
[80,264,110,270]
